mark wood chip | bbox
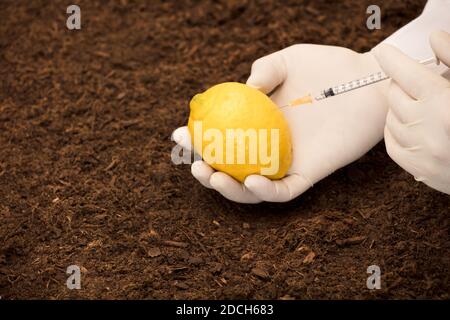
[188,256,203,265]
[303,251,316,264]
[105,158,119,171]
[251,267,270,280]
[169,266,189,273]
[162,240,188,248]
[148,229,160,239]
[343,218,355,225]
[87,239,102,248]
[210,262,222,274]
[242,222,250,229]
[357,209,369,219]
[93,51,110,58]
[120,119,141,128]
[336,236,366,246]
[296,245,310,253]
[305,6,320,16]
[148,247,161,258]
[212,220,220,226]
[240,252,255,261]
[174,282,189,290]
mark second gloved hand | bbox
[173,44,389,203]
[373,30,450,195]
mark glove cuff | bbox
[378,0,450,75]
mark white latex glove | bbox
[382,0,450,67]
[173,44,389,203]
[373,30,450,195]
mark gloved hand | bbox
[173,44,389,203]
[373,30,450,195]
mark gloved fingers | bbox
[387,82,424,125]
[373,44,449,100]
[209,172,262,203]
[386,111,421,150]
[384,127,422,178]
[191,161,214,189]
[192,163,262,205]
[430,30,450,68]
[246,51,287,94]
[172,126,193,151]
[244,173,312,202]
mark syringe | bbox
[281,57,439,108]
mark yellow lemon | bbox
[188,82,292,182]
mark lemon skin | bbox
[188,82,292,182]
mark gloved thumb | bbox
[430,30,450,68]
[246,51,287,94]
[171,126,193,151]
[372,44,448,100]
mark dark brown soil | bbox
[1,0,448,300]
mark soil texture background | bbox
[1,0,449,299]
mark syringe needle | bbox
[280,94,313,109]
[280,56,438,109]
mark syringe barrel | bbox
[323,88,335,97]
